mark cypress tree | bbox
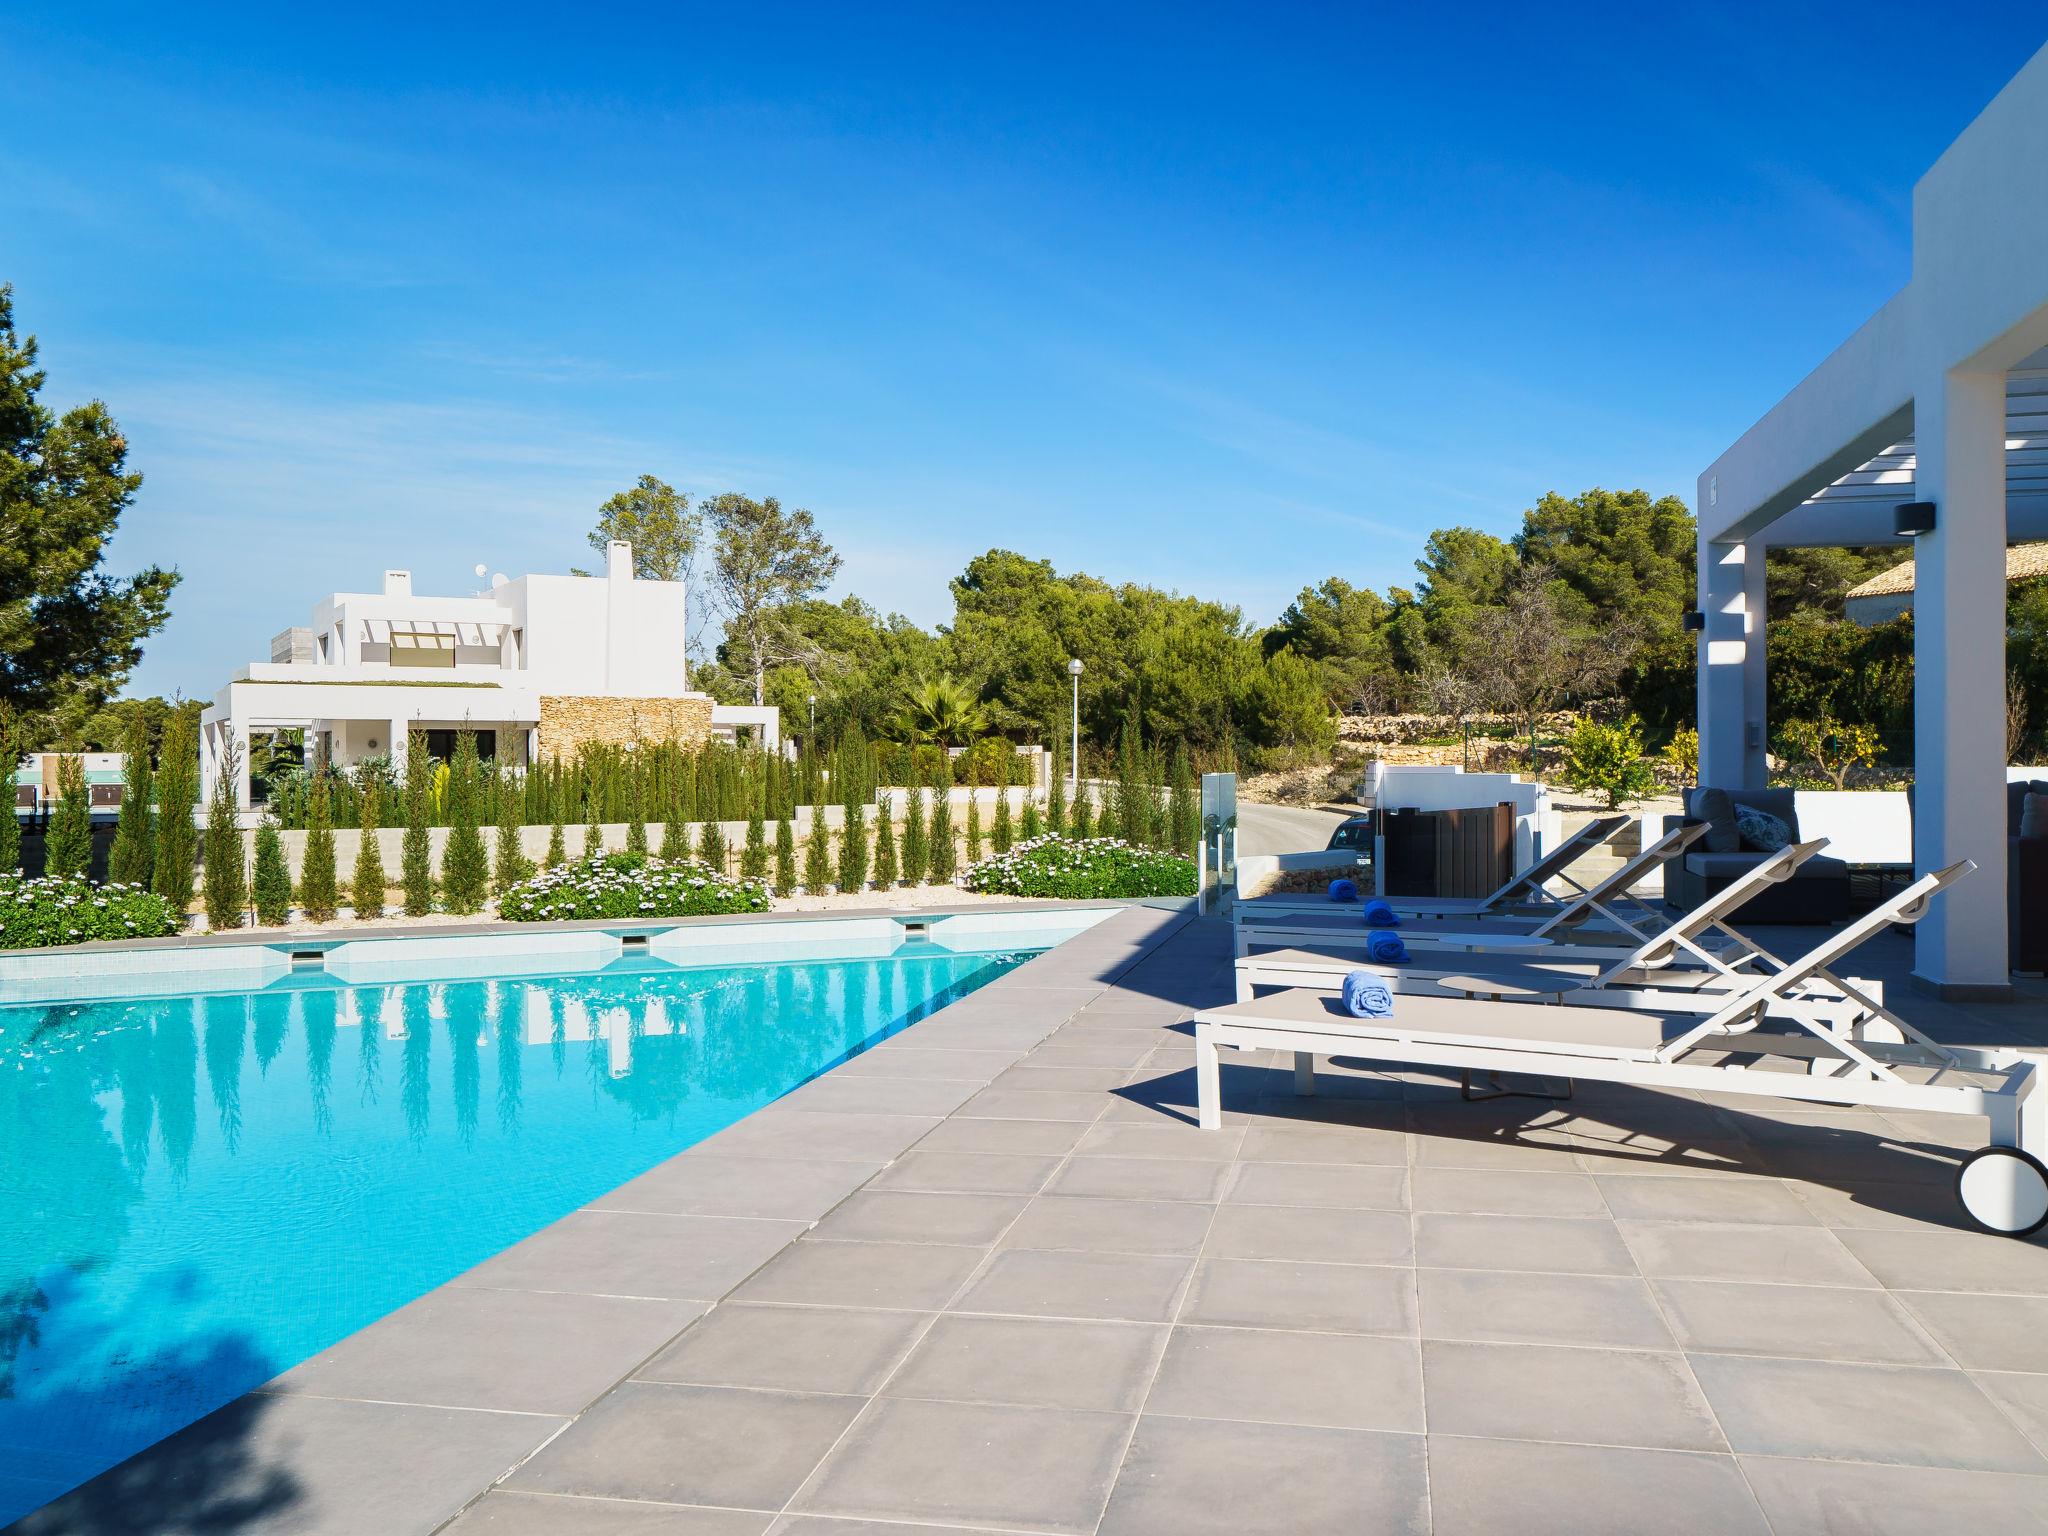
[1071,776,1094,839]
[902,784,928,884]
[698,817,730,875]
[1166,744,1197,856]
[838,793,869,892]
[774,817,798,895]
[583,817,604,857]
[109,712,156,886]
[873,793,898,887]
[740,802,769,882]
[963,761,983,866]
[46,753,93,879]
[546,790,567,868]
[803,809,833,893]
[152,709,200,913]
[927,758,956,884]
[299,775,338,923]
[626,768,649,855]
[402,732,435,916]
[353,780,387,919]
[1116,719,1143,843]
[1021,798,1043,841]
[493,776,532,896]
[253,818,293,925]
[1045,743,1067,838]
[441,731,490,913]
[991,748,1014,854]
[0,714,20,873]
[662,775,687,858]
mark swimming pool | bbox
[0,914,1096,1523]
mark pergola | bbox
[1697,41,2048,995]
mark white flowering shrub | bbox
[961,835,1196,900]
[497,850,770,922]
[0,872,183,948]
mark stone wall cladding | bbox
[537,694,714,758]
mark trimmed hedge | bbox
[961,835,1195,900]
[0,873,182,949]
[497,851,770,923]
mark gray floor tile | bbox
[1593,1173,1818,1224]
[836,1045,1018,1078]
[591,1156,883,1220]
[1409,1166,1606,1216]
[1030,1038,1162,1067]
[1073,1122,1246,1160]
[506,1382,863,1508]
[1180,1256,1416,1335]
[957,1086,1111,1121]
[695,1110,942,1163]
[769,1519,998,1536]
[1969,1369,2048,1453]
[1899,1289,2048,1371]
[1001,1195,1214,1256]
[1410,1130,1582,1170]
[730,1239,986,1310]
[1836,1227,2048,1294]
[1428,1437,1768,1536]
[793,1396,1130,1534]
[445,1492,774,1534]
[867,1148,1062,1195]
[951,1247,1193,1323]
[916,1116,1091,1156]
[777,1075,982,1118]
[636,1304,930,1395]
[883,1314,1165,1412]
[451,1211,807,1301]
[1098,1414,1428,1536]
[1238,1122,1408,1166]
[1738,1454,2048,1535]
[1690,1355,2048,1472]
[1414,1212,1635,1275]
[808,1190,1027,1246]
[1653,1278,1946,1364]
[1205,1203,1412,1265]
[12,1393,563,1536]
[267,1286,705,1414]
[1147,1324,1423,1433]
[1417,1269,1673,1349]
[1045,1155,1231,1202]
[1620,1221,1879,1285]
[990,1062,1138,1092]
[1786,1177,1980,1231]
[1224,1160,1408,1210]
[1424,1339,1724,1451]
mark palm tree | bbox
[891,675,989,748]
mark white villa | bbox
[199,542,777,813]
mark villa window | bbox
[423,728,496,762]
[390,629,457,669]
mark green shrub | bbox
[353,782,387,919]
[45,754,92,880]
[299,776,339,922]
[0,715,20,874]
[803,811,833,892]
[403,733,435,915]
[1560,716,1658,809]
[1661,727,1699,785]
[151,710,199,912]
[201,750,248,929]
[497,850,769,922]
[901,787,927,883]
[109,714,156,887]
[927,761,956,884]
[838,797,870,892]
[440,732,490,914]
[962,835,1196,899]
[774,818,797,895]
[0,872,181,947]
[873,794,898,887]
[493,787,533,897]
[740,808,769,882]
[253,820,293,925]
[698,819,730,876]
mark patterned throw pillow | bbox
[1732,802,1793,854]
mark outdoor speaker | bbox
[1894,501,1937,536]
[1680,609,1706,632]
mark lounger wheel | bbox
[1955,1146,2048,1237]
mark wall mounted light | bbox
[1894,501,1937,537]
[1680,609,1707,632]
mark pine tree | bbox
[253,818,293,924]
[493,777,532,896]
[352,780,387,919]
[740,804,769,882]
[698,817,730,874]
[402,732,435,916]
[0,714,20,873]
[927,758,956,884]
[109,712,156,886]
[299,775,339,922]
[45,753,93,879]
[873,793,898,887]
[803,809,833,893]
[838,793,869,891]
[902,784,928,884]
[152,709,200,913]
[991,748,1014,854]
[774,817,798,895]
[441,731,490,914]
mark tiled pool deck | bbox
[15,905,2048,1535]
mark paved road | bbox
[1235,800,1353,856]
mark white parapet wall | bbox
[1364,762,1558,874]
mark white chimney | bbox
[383,569,412,597]
[607,541,633,581]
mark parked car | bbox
[1326,815,1372,852]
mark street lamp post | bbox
[1067,658,1083,795]
[808,693,817,741]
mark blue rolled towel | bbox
[1327,878,1359,903]
[1361,898,1399,928]
[1342,971,1395,1018]
[1365,930,1410,965]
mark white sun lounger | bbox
[1200,861,2048,1236]
[1235,812,1634,922]
[1234,842,1860,1018]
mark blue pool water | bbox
[0,941,1038,1523]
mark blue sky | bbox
[6,3,2045,697]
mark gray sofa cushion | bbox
[1685,851,1848,881]
[1687,787,1742,853]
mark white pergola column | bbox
[1697,538,1768,788]
[1912,368,2010,992]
